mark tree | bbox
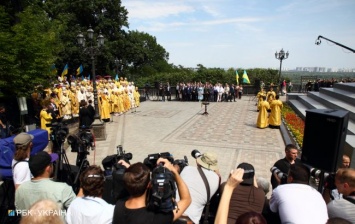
[0,5,61,96]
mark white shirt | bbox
[12,159,31,185]
[327,196,355,223]
[66,196,114,224]
[176,166,219,224]
[270,183,328,224]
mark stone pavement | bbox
[66,95,286,186]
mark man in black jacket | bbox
[270,144,302,189]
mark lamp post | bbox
[114,57,119,76]
[77,26,106,140]
[275,48,289,94]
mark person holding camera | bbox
[269,163,328,224]
[327,168,355,223]
[270,144,301,189]
[175,151,220,224]
[220,163,265,223]
[112,158,191,224]
[66,165,114,224]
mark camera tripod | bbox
[53,140,72,185]
[53,139,90,193]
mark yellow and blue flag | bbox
[236,70,239,85]
[242,70,250,84]
[76,64,83,75]
[61,64,68,79]
[50,64,57,75]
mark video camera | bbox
[67,126,95,167]
[48,122,69,143]
[149,164,177,212]
[101,145,133,204]
[173,156,188,174]
[102,145,133,175]
[143,152,174,171]
[146,155,177,213]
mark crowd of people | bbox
[2,76,355,224]
[304,78,355,92]
[33,76,141,132]
[6,133,355,224]
[176,82,245,102]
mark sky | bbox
[121,0,355,70]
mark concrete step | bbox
[308,92,355,122]
[298,95,327,110]
[333,82,355,93]
[319,87,355,106]
[287,98,355,135]
[288,99,308,120]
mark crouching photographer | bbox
[175,150,221,224]
[112,158,191,224]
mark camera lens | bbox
[191,149,201,159]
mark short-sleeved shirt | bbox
[112,200,173,224]
[66,196,115,224]
[220,183,265,224]
[176,166,220,224]
[270,183,328,224]
[12,159,31,185]
[15,178,76,211]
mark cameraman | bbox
[112,158,191,223]
[270,144,301,189]
[176,152,220,224]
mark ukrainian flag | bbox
[242,70,250,84]
[76,64,83,75]
[236,70,239,85]
[61,64,68,79]
[50,64,57,75]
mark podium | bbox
[202,102,209,115]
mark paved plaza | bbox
[66,96,286,185]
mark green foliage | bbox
[0,5,60,96]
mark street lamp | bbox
[275,48,289,94]
[114,58,119,76]
[77,25,106,140]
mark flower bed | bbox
[281,103,305,147]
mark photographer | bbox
[66,165,114,224]
[270,144,301,189]
[326,168,355,223]
[112,158,191,224]
[175,151,220,224]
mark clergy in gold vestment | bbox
[256,89,266,111]
[266,88,276,104]
[100,93,111,120]
[269,95,283,128]
[256,96,270,128]
[40,101,52,139]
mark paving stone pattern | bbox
[66,96,286,184]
